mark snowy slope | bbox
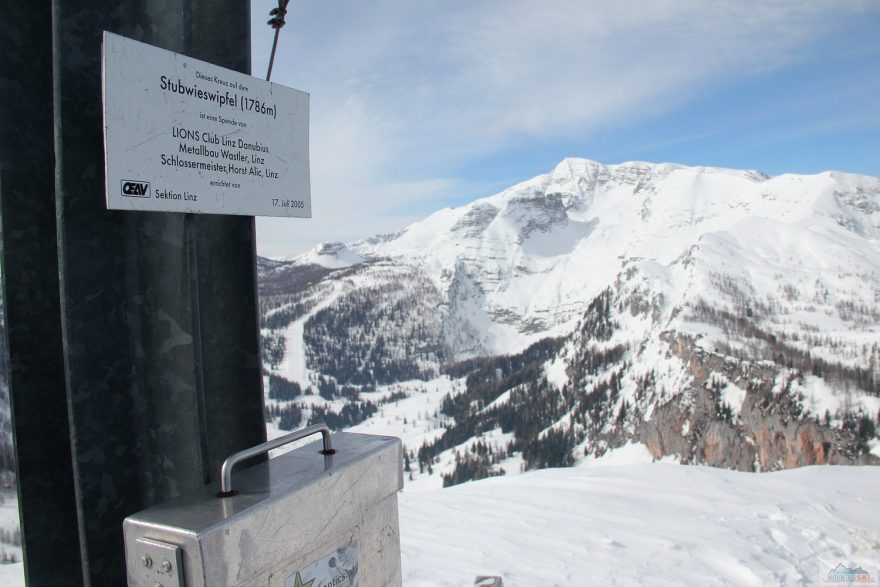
[400,456,880,586]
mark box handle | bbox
[218,423,335,497]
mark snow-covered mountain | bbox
[259,158,880,479]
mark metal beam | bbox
[0,4,83,585]
[2,2,266,584]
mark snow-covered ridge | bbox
[296,241,364,269]
[260,157,879,476]
[400,460,880,586]
[286,158,880,360]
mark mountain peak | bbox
[550,157,770,182]
[262,157,880,482]
[298,241,364,269]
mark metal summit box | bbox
[123,428,403,587]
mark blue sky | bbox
[250,0,880,257]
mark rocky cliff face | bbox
[556,266,879,472]
[635,335,877,471]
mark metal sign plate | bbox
[102,31,311,217]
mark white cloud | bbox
[251,0,875,257]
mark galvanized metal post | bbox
[1,2,266,584]
[0,5,84,586]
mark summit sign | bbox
[102,31,310,217]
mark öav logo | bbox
[121,180,150,197]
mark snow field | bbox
[0,490,21,564]
[0,563,23,586]
[0,490,23,586]
[400,457,880,586]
